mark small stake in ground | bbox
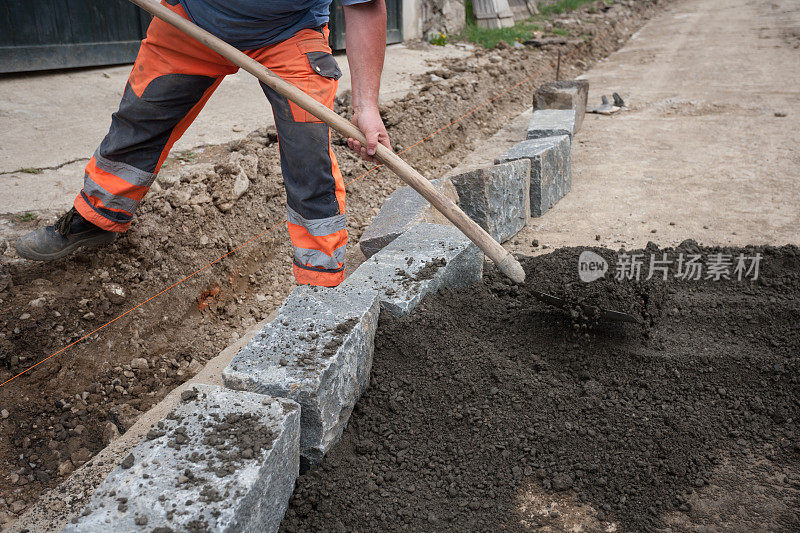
[556,49,562,81]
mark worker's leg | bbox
[248,28,347,287]
[74,0,237,232]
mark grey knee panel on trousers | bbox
[99,75,217,173]
[260,83,340,220]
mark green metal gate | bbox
[0,0,150,73]
[0,0,404,73]
[328,0,403,51]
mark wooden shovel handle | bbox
[129,0,526,284]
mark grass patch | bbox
[459,22,541,48]
[538,0,598,16]
[442,0,540,48]
[17,212,39,222]
[19,167,43,174]
[449,0,600,48]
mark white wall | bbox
[402,0,467,41]
[403,0,423,40]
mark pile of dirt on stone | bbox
[519,245,669,326]
[281,244,799,532]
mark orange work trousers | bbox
[75,1,347,287]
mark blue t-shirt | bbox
[180,0,368,50]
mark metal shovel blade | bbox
[530,290,641,324]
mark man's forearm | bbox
[343,0,387,112]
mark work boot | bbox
[14,207,117,261]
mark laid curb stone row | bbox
[70,79,584,532]
[495,135,572,217]
[361,79,583,247]
[223,280,381,465]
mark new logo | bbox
[578,251,608,282]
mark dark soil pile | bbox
[281,244,799,532]
[522,246,669,325]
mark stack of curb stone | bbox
[69,80,585,532]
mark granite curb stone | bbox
[526,109,576,140]
[534,79,589,132]
[359,177,458,259]
[64,385,300,533]
[222,283,380,463]
[345,222,483,317]
[495,135,572,217]
[451,159,531,243]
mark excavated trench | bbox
[0,0,668,522]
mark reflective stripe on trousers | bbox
[73,0,347,286]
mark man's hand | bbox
[348,106,390,163]
[343,0,389,163]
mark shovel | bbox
[530,289,641,324]
[129,0,639,324]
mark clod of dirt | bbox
[281,244,799,532]
[410,257,447,281]
[395,257,447,288]
[199,412,276,478]
[322,318,358,358]
[120,454,134,470]
[102,283,127,304]
[180,387,199,402]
